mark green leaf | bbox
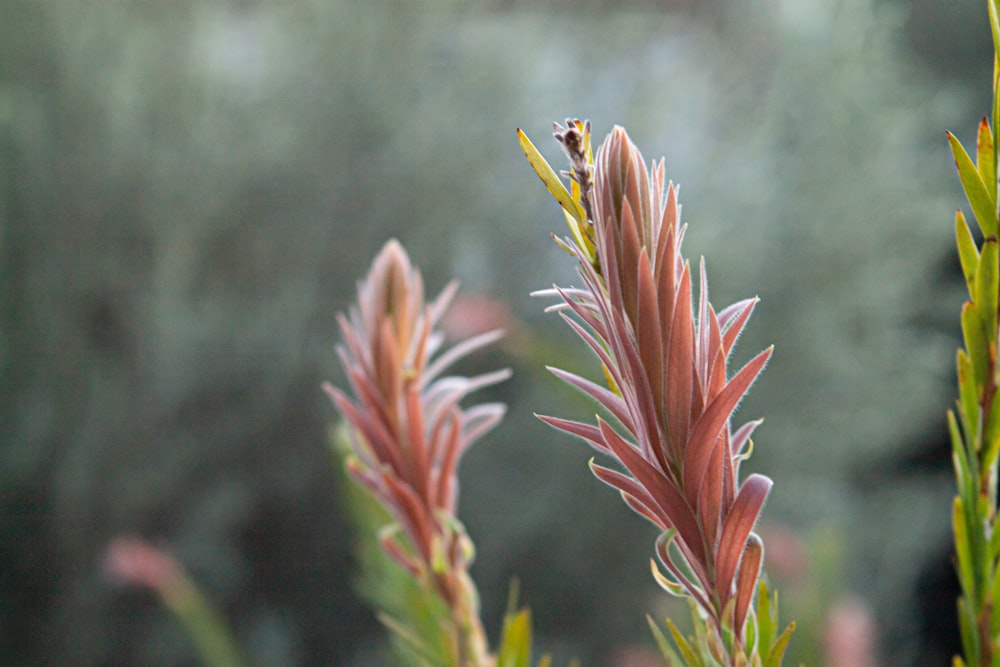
[974,237,999,344]
[978,118,997,206]
[665,617,704,667]
[954,496,980,609]
[958,594,980,667]
[962,302,989,396]
[957,349,981,449]
[956,210,981,301]
[377,612,442,667]
[756,580,774,660]
[517,128,587,226]
[763,622,795,667]
[950,410,974,504]
[989,551,1000,639]
[647,616,683,666]
[982,384,1000,471]
[497,608,532,667]
[164,580,248,667]
[949,131,999,238]
[990,0,1000,82]
[562,208,597,268]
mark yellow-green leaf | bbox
[665,618,703,667]
[958,594,980,667]
[957,350,979,444]
[647,616,682,666]
[497,608,532,667]
[763,622,795,667]
[562,208,596,267]
[954,496,979,609]
[977,118,996,205]
[961,302,989,394]
[517,128,586,226]
[956,210,980,300]
[991,0,1000,77]
[949,131,999,238]
[982,383,1000,470]
[975,237,999,343]
[950,410,974,504]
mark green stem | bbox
[161,578,247,667]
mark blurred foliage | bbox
[0,0,987,665]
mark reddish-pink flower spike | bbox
[325,239,509,650]
[537,122,773,644]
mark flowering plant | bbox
[325,239,514,667]
[520,120,793,666]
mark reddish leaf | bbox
[547,366,634,431]
[590,462,670,531]
[684,347,771,499]
[597,418,706,566]
[734,533,763,635]
[537,414,613,455]
[716,474,772,606]
[666,264,694,458]
[719,298,758,356]
[637,251,665,409]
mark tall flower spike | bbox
[325,239,510,667]
[529,122,775,658]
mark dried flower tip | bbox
[553,118,596,226]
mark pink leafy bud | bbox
[538,123,774,650]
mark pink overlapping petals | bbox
[540,126,772,640]
[325,239,510,597]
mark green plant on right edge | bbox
[948,2,1000,665]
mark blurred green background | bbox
[0,0,990,664]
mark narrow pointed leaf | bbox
[537,414,613,454]
[666,618,704,667]
[590,461,670,531]
[951,411,974,505]
[597,418,706,564]
[756,579,775,659]
[563,208,596,266]
[517,128,587,226]
[546,366,633,429]
[958,594,980,667]
[949,131,998,238]
[684,347,772,496]
[763,622,796,667]
[982,379,1000,470]
[720,297,758,356]
[954,496,979,608]
[647,615,683,665]
[975,237,999,344]
[956,210,980,301]
[962,302,989,392]
[497,608,532,667]
[716,474,773,604]
[666,264,695,455]
[650,555,686,596]
[978,118,997,206]
[957,348,981,447]
[637,251,665,407]
[734,534,763,635]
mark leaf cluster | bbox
[948,3,1000,665]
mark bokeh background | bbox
[0,0,992,664]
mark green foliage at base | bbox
[332,428,457,666]
[648,581,793,667]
